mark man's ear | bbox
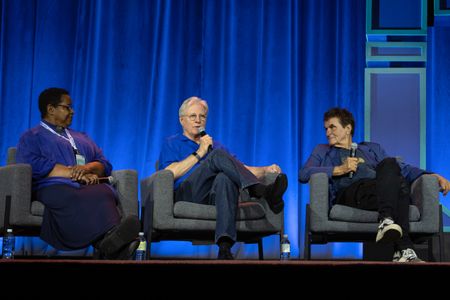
[46,104,56,116]
[346,124,352,135]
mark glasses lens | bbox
[188,114,206,121]
[58,104,73,111]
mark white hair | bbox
[179,96,209,117]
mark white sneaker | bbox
[376,217,402,243]
[393,248,425,263]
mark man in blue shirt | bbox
[159,96,288,259]
[16,87,140,259]
[299,107,450,262]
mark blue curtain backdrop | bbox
[1,0,448,259]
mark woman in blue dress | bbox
[16,87,140,259]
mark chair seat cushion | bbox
[173,200,266,221]
[329,204,421,223]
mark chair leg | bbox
[304,234,311,260]
[3,195,11,231]
[145,232,152,260]
[440,206,444,262]
[257,239,264,260]
[438,204,444,262]
[304,204,311,260]
[427,237,434,262]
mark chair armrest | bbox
[140,169,175,229]
[0,164,33,228]
[410,174,440,230]
[309,173,330,230]
[111,169,139,218]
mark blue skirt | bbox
[36,183,121,250]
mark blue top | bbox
[299,142,428,204]
[16,120,112,191]
[159,133,229,189]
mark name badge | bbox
[76,154,86,166]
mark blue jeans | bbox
[175,149,260,243]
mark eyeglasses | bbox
[56,104,74,111]
[186,114,207,122]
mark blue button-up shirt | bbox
[159,133,229,189]
[299,142,428,205]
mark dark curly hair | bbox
[323,107,355,137]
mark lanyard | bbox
[40,121,79,152]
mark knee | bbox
[213,173,239,195]
[209,148,228,159]
[215,172,234,186]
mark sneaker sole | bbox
[397,258,426,263]
[376,224,402,243]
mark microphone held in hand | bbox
[81,176,115,185]
[198,127,207,137]
[198,127,212,152]
[349,142,358,179]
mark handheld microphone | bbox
[198,127,212,152]
[99,176,115,184]
[81,176,115,185]
[198,127,206,137]
[349,142,358,179]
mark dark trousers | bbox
[37,183,120,250]
[336,158,413,250]
[175,149,260,243]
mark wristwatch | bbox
[192,151,201,161]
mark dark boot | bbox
[217,237,235,260]
[97,215,140,259]
[248,173,287,214]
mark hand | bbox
[432,174,450,196]
[198,134,213,156]
[342,157,359,174]
[265,164,282,174]
[70,165,91,181]
[78,173,99,185]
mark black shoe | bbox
[115,239,140,260]
[264,173,288,214]
[217,248,234,260]
[97,215,140,259]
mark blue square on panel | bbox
[440,0,450,10]
[435,0,450,15]
[373,0,422,29]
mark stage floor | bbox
[3,258,450,289]
[3,258,450,273]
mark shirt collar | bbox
[41,119,66,134]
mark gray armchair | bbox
[304,173,444,261]
[0,147,139,256]
[141,169,284,259]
